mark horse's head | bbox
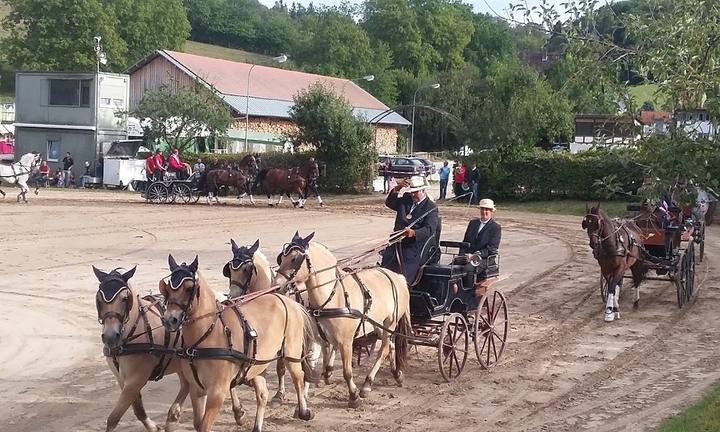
[303,158,319,179]
[159,254,199,332]
[273,231,315,292]
[241,154,258,174]
[93,265,137,349]
[21,152,40,168]
[582,203,604,249]
[223,239,260,297]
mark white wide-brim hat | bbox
[478,198,496,210]
[401,175,428,193]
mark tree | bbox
[107,0,189,63]
[289,83,375,192]
[129,80,233,152]
[2,0,127,72]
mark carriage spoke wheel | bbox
[600,273,609,304]
[684,241,695,303]
[172,183,192,204]
[698,223,705,262]
[674,254,687,309]
[474,289,509,370]
[437,313,468,382]
[146,182,168,204]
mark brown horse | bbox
[92,266,189,432]
[582,204,647,322]
[255,159,319,207]
[204,154,258,205]
[159,254,317,432]
[222,239,321,408]
[273,231,412,407]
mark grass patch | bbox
[471,200,631,218]
[182,40,272,64]
[659,384,720,432]
[628,83,668,110]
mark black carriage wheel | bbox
[437,313,469,382]
[146,182,168,204]
[685,241,695,302]
[699,223,705,262]
[172,183,192,204]
[474,289,509,369]
[674,255,686,309]
[600,273,609,304]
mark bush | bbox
[464,148,645,201]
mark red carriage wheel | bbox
[437,313,469,382]
[474,289,509,369]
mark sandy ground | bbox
[1,188,719,432]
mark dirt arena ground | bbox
[1,189,719,432]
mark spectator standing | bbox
[62,152,74,187]
[453,163,466,197]
[467,162,480,204]
[438,161,451,200]
[193,158,206,174]
[55,168,64,187]
[383,158,393,193]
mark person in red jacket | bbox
[167,148,187,180]
[152,149,165,181]
[145,152,156,183]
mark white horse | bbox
[0,152,41,203]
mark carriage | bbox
[144,170,203,204]
[598,202,705,309]
[406,241,509,381]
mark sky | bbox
[256,0,568,21]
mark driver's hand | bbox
[405,228,415,238]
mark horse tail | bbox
[295,302,321,384]
[394,311,411,374]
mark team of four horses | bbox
[94,232,410,432]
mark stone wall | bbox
[231,116,398,154]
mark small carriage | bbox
[406,241,509,381]
[144,170,203,205]
[599,202,704,309]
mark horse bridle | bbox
[275,243,313,293]
[164,267,200,323]
[582,213,603,245]
[96,276,134,331]
[225,256,257,296]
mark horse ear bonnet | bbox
[97,271,130,303]
[170,265,195,290]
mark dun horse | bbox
[582,204,647,322]
[205,154,258,205]
[93,266,188,432]
[0,152,41,202]
[159,255,317,432]
[273,231,412,407]
[255,159,319,207]
[222,239,321,408]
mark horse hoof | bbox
[633,301,639,310]
[269,394,284,409]
[348,396,362,409]
[360,386,371,398]
[603,309,615,322]
[233,408,246,425]
[294,407,314,421]
[268,204,274,207]
[393,370,404,386]
[293,202,299,207]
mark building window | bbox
[49,79,92,107]
[47,139,60,162]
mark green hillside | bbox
[628,83,668,110]
[182,40,272,64]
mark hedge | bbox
[465,149,646,201]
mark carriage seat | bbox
[421,264,467,279]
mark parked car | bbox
[378,156,426,178]
[415,158,436,176]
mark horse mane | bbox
[309,242,337,266]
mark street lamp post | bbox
[245,54,287,150]
[93,36,107,165]
[341,74,375,94]
[410,82,440,156]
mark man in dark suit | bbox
[381,176,440,285]
[460,198,501,258]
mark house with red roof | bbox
[125,50,409,154]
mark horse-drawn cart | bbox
[145,171,202,205]
[598,203,703,309]
[406,241,509,381]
